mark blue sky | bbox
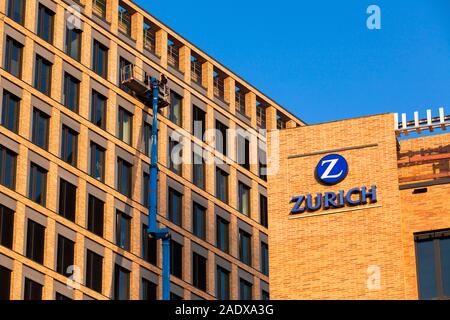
[134,0,450,124]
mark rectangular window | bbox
[192,105,205,141]
[143,122,152,157]
[91,90,107,129]
[142,224,157,265]
[192,151,205,190]
[114,264,130,300]
[261,242,269,276]
[261,290,270,301]
[142,172,149,207]
[0,266,11,300]
[93,0,106,19]
[61,125,78,166]
[65,27,82,61]
[4,36,23,78]
[168,188,183,227]
[87,194,104,237]
[215,121,228,156]
[119,57,133,94]
[237,134,250,170]
[63,73,80,112]
[55,292,71,300]
[1,91,20,133]
[85,250,103,293]
[0,145,17,190]
[258,144,267,181]
[56,235,75,277]
[117,157,132,197]
[168,137,182,176]
[238,182,251,216]
[216,168,229,204]
[170,240,183,279]
[116,210,131,251]
[239,278,253,300]
[58,179,76,222]
[169,91,182,126]
[415,230,450,299]
[239,229,252,266]
[90,142,105,182]
[192,253,207,291]
[34,55,52,95]
[31,108,50,150]
[216,266,230,300]
[171,292,183,300]
[260,194,268,228]
[24,278,42,300]
[92,40,108,79]
[37,4,54,44]
[0,204,14,249]
[26,219,45,264]
[216,216,229,253]
[118,107,133,145]
[7,0,25,25]
[29,163,47,206]
[142,278,157,300]
[192,202,206,240]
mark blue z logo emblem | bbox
[316,154,349,185]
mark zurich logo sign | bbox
[316,154,348,185]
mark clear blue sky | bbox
[134,0,450,124]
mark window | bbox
[192,202,206,240]
[260,194,268,228]
[0,266,11,300]
[168,137,182,176]
[192,253,207,291]
[0,204,14,249]
[415,230,450,299]
[26,219,45,264]
[119,58,132,93]
[240,278,252,300]
[192,151,205,190]
[216,168,229,204]
[170,240,183,279]
[142,224,157,265]
[168,188,183,227]
[237,134,250,170]
[238,182,251,216]
[192,106,205,141]
[37,4,54,44]
[31,108,50,150]
[63,73,80,112]
[117,158,132,197]
[55,293,71,300]
[59,179,76,222]
[91,90,107,129]
[29,163,47,206]
[168,91,182,126]
[277,114,286,130]
[114,265,130,300]
[143,122,152,157]
[56,235,75,277]
[85,250,103,293]
[239,229,252,266]
[24,278,42,300]
[4,37,23,78]
[1,91,20,133]
[61,125,78,166]
[118,107,133,145]
[34,55,52,95]
[215,121,228,156]
[90,142,105,182]
[171,292,183,300]
[261,242,269,276]
[116,210,131,251]
[87,194,104,237]
[216,216,229,253]
[216,266,230,300]
[261,290,270,301]
[7,0,25,24]
[93,0,106,19]
[92,40,108,78]
[0,146,17,190]
[142,172,150,207]
[142,278,157,300]
[65,26,82,61]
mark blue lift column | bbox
[147,76,171,301]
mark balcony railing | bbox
[213,77,225,100]
[257,106,266,129]
[118,8,131,36]
[168,45,180,69]
[235,91,246,114]
[144,28,156,52]
[93,0,106,19]
[191,60,202,84]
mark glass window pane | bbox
[416,240,438,300]
[439,238,450,297]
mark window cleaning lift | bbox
[121,64,171,300]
